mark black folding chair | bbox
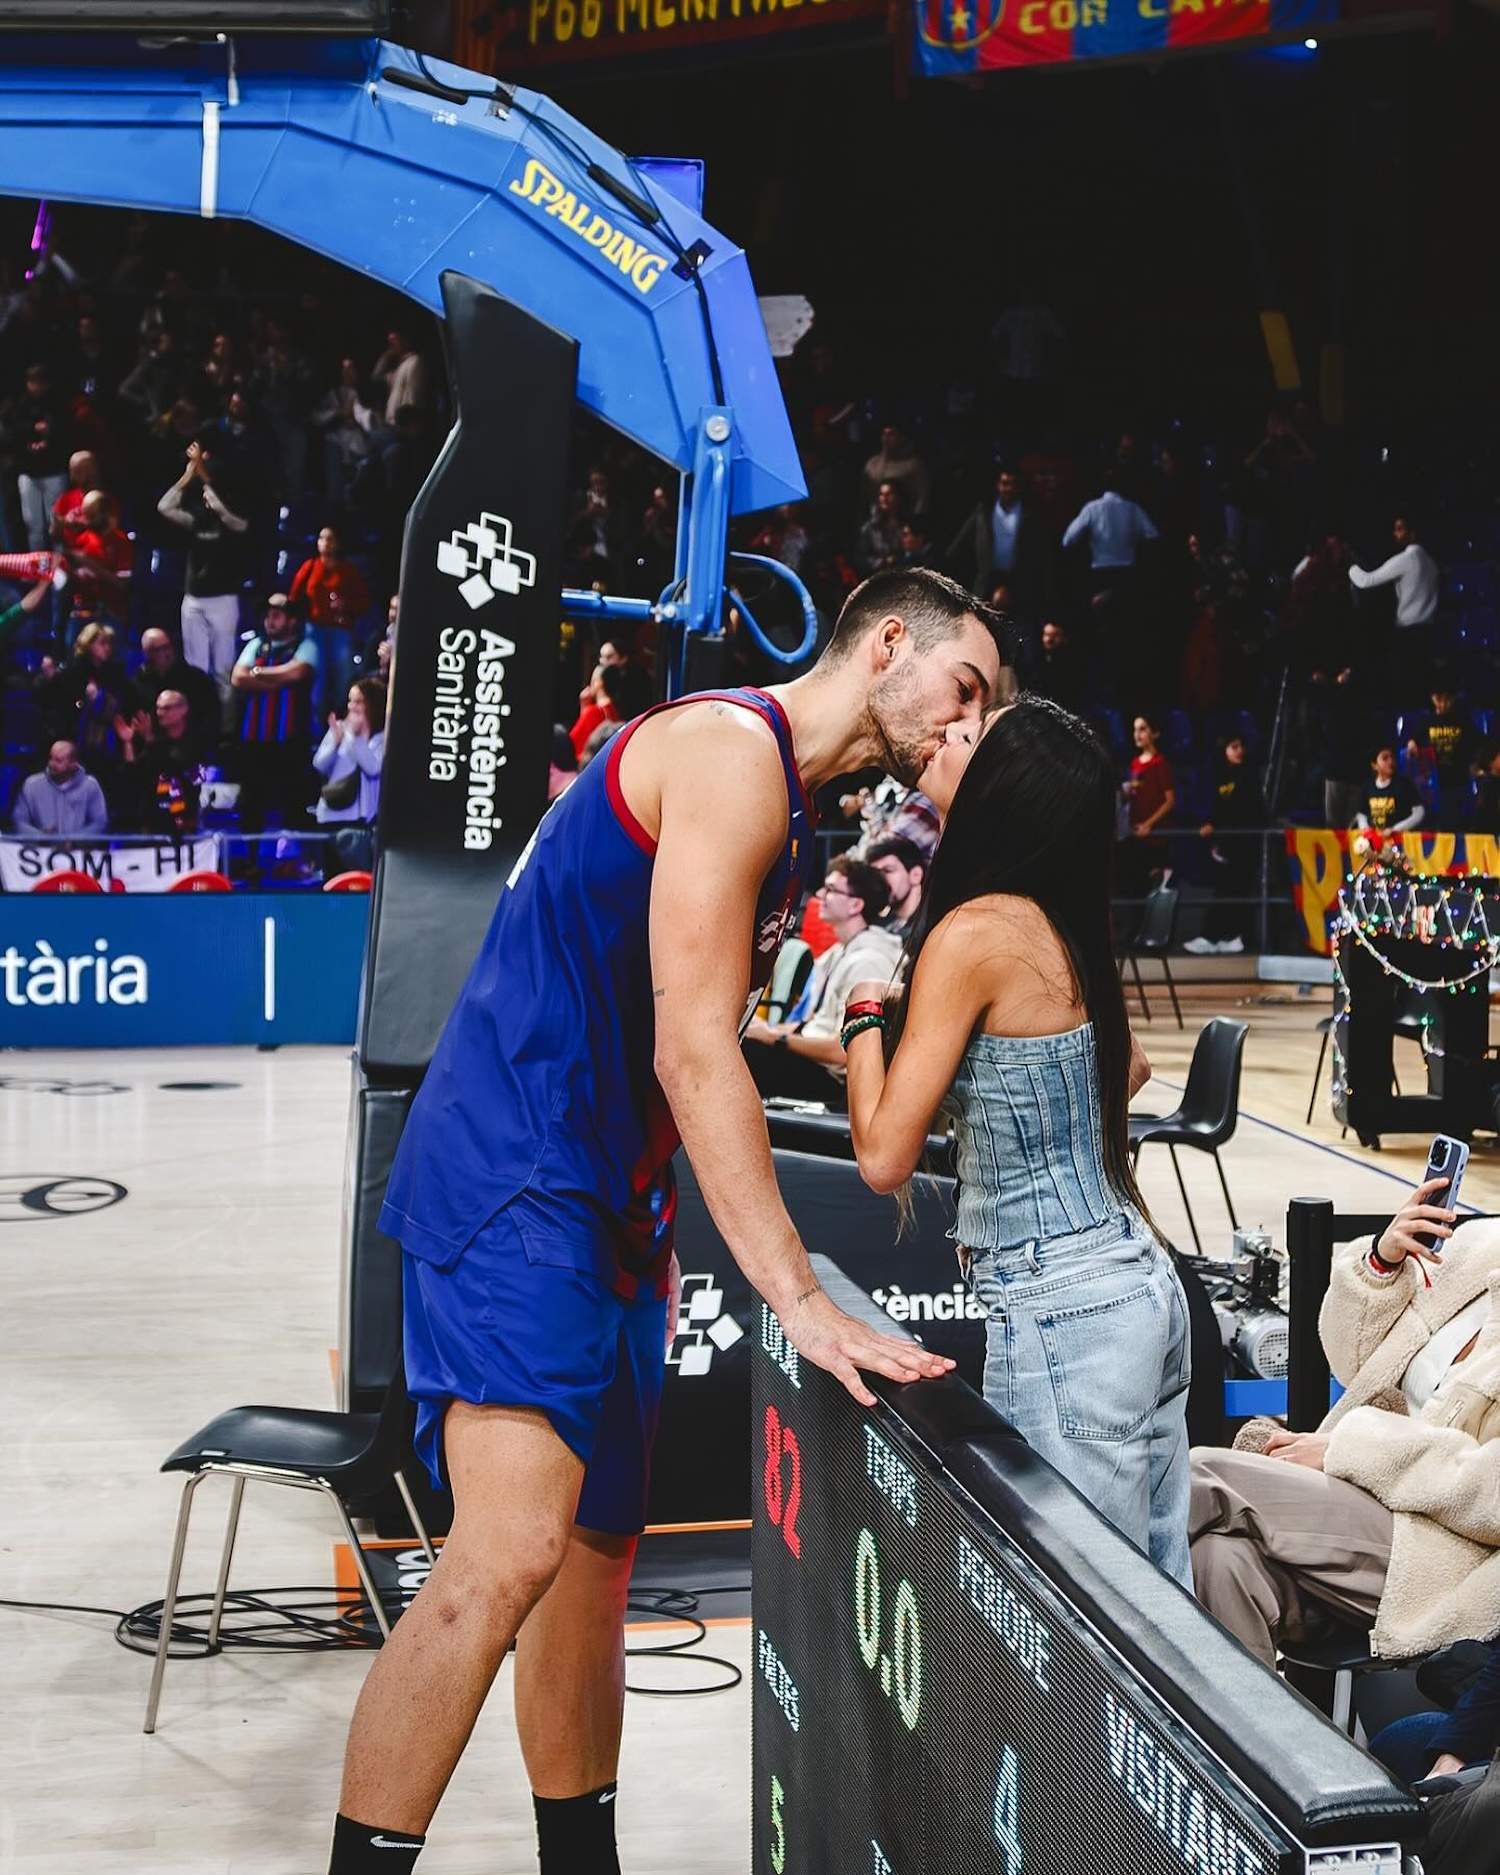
[144,1371,435,1734]
[1130,1016,1248,1253]
[1121,886,1183,1029]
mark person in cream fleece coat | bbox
[1190,1175,1500,1669]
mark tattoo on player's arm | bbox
[654,987,666,999]
[794,1283,819,1309]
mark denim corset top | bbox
[944,1022,1122,1252]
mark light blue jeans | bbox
[312,623,355,722]
[965,1212,1193,1589]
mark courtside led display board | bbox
[752,1258,1420,1874]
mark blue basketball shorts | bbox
[400,1195,668,1536]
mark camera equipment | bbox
[1192,1225,1291,1380]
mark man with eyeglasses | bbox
[744,854,902,1106]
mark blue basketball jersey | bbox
[380,687,815,1299]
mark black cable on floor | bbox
[625,1587,746,1697]
[1,1582,751,1695]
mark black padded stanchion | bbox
[1286,1196,1334,1431]
[359,270,577,1080]
[338,1065,412,1414]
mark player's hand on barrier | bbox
[1376,1177,1455,1272]
[785,1288,954,1408]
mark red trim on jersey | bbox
[604,713,657,856]
[603,688,815,859]
[749,688,817,832]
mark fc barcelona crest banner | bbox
[914,0,1336,74]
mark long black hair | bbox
[890,693,1156,1233]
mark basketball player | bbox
[327,569,1003,1874]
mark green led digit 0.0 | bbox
[855,1526,881,1672]
[892,1576,922,1731]
[853,1525,923,1731]
[770,1772,786,1874]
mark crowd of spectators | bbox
[0,214,428,864]
[2,210,1497,898]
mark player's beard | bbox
[864,659,933,788]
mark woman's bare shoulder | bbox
[926,896,1080,1025]
[929,894,1061,951]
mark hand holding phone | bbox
[1374,1168,1459,1272]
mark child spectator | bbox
[290,525,372,719]
[1121,712,1176,893]
[1355,746,1425,834]
[1185,735,1266,956]
[1405,682,1476,823]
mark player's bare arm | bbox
[630,702,954,1405]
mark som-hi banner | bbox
[915,0,1334,74]
[1285,828,1500,954]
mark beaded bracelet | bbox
[841,1013,886,1051]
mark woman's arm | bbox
[845,908,994,1195]
[312,727,341,775]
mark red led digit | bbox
[763,1404,784,1527]
[781,1424,803,1559]
[762,1404,803,1562]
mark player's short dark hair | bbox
[821,567,1002,667]
[828,854,890,924]
[866,835,924,876]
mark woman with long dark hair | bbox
[842,694,1193,1584]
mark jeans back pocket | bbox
[1035,1271,1169,1442]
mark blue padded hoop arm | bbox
[0,33,803,516]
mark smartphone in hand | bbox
[1423,1134,1470,1216]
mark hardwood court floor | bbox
[0,1001,1493,1873]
